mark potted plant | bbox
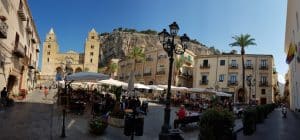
[89,117,108,135]
[108,86,125,127]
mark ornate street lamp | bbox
[246,74,256,104]
[158,22,190,139]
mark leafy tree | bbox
[229,34,256,103]
[107,63,118,78]
[127,47,145,80]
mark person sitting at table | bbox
[174,105,187,129]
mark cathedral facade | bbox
[40,28,101,81]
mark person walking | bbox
[44,87,49,99]
[1,87,8,106]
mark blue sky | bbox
[28,0,288,82]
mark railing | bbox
[245,64,253,69]
[200,64,210,69]
[158,55,167,60]
[146,57,153,61]
[143,72,152,76]
[229,64,238,69]
[0,20,8,38]
[259,81,269,87]
[227,80,238,86]
[180,73,193,79]
[17,2,26,21]
[199,80,208,85]
[156,70,166,75]
[13,42,25,58]
[259,65,268,70]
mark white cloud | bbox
[278,74,286,84]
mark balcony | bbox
[179,72,193,79]
[17,4,26,21]
[200,64,210,69]
[245,64,253,69]
[26,25,32,34]
[158,55,167,60]
[143,72,152,76]
[259,65,268,70]
[135,73,142,78]
[13,43,25,58]
[146,57,153,61]
[156,70,166,75]
[259,81,269,87]
[229,64,238,69]
[0,20,8,38]
[199,80,208,85]
[227,80,238,86]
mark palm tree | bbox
[127,47,145,81]
[107,63,118,78]
[174,56,184,86]
[230,34,256,103]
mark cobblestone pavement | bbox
[0,88,244,140]
[0,88,57,140]
[238,108,300,140]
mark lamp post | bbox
[246,74,256,105]
[158,22,190,140]
[60,62,66,138]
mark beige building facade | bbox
[194,54,277,104]
[284,0,300,111]
[0,0,40,95]
[118,46,210,87]
[40,28,101,81]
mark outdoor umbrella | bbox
[98,78,127,86]
[147,85,164,91]
[65,72,110,81]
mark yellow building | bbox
[284,0,300,111]
[0,0,40,95]
[194,54,277,104]
[40,28,101,81]
[118,46,210,87]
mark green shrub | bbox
[255,106,264,123]
[89,117,108,135]
[243,107,257,135]
[199,108,235,140]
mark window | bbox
[261,76,267,83]
[220,60,225,66]
[48,45,51,48]
[91,45,94,49]
[229,74,237,82]
[91,36,95,39]
[90,52,93,56]
[47,58,49,62]
[187,55,191,61]
[47,51,50,55]
[201,75,208,84]
[261,89,266,95]
[203,59,208,66]
[231,60,237,65]
[261,60,267,67]
[90,59,93,63]
[219,74,224,82]
[246,60,252,66]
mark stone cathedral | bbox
[40,28,101,81]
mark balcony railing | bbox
[245,64,253,69]
[143,72,152,76]
[13,42,25,58]
[0,20,8,38]
[146,57,153,61]
[229,64,238,69]
[199,80,208,85]
[17,3,26,21]
[135,74,142,77]
[180,73,193,79]
[156,70,166,75]
[200,64,210,69]
[259,81,269,87]
[259,65,268,70]
[158,55,167,60]
[227,80,238,86]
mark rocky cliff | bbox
[99,30,210,65]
